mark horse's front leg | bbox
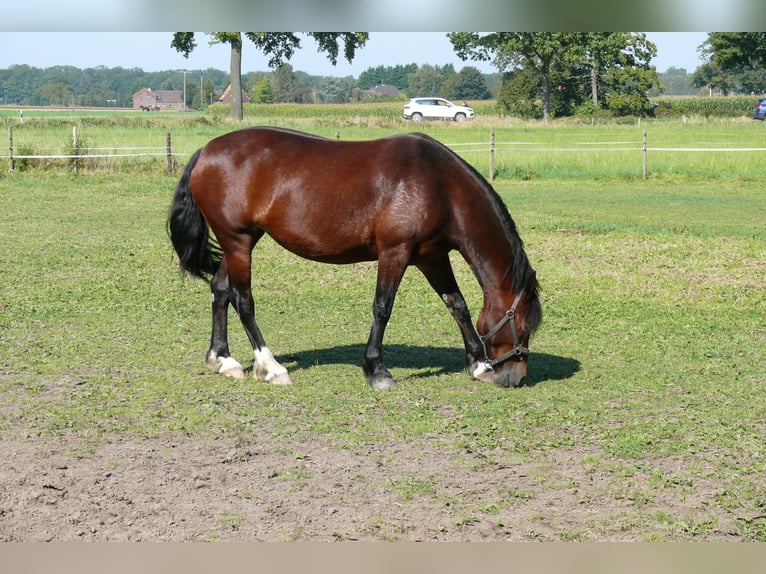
[363,253,408,390]
[416,257,485,378]
[442,290,487,379]
[206,260,245,378]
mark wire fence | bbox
[4,126,766,178]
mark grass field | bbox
[3,105,766,180]
[0,110,765,540]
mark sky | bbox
[0,32,709,77]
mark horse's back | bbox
[189,127,461,263]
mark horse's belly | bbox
[265,226,378,264]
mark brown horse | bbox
[168,127,541,389]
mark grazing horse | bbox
[168,127,541,389]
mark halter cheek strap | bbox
[478,290,529,370]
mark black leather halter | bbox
[478,289,529,370]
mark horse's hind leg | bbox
[225,236,294,385]
[206,258,245,378]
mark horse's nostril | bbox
[495,368,526,388]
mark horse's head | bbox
[475,283,542,388]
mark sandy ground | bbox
[0,427,747,541]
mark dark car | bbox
[753,98,766,120]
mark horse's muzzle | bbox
[491,359,528,388]
[473,358,528,388]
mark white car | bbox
[402,97,475,122]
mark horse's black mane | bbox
[415,133,542,333]
[428,134,539,293]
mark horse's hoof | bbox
[368,376,397,390]
[221,366,246,379]
[215,356,246,379]
[269,373,294,386]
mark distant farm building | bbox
[132,88,184,111]
[218,84,251,104]
[368,84,400,97]
[353,84,401,101]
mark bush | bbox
[11,144,41,172]
[64,134,94,171]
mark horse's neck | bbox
[456,202,516,299]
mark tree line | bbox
[0,61,496,109]
[3,33,764,117]
[0,64,229,108]
[249,62,496,104]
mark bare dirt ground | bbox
[0,428,746,541]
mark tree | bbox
[450,66,490,100]
[271,63,311,103]
[249,74,273,104]
[1,64,38,105]
[736,68,766,94]
[704,33,766,71]
[656,67,695,96]
[406,64,445,97]
[358,64,417,90]
[595,33,661,116]
[448,32,585,122]
[171,32,368,121]
[579,33,657,110]
[701,33,766,94]
[497,67,542,118]
[202,78,217,106]
[692,62,736,96]
[450,32,660,119]
[316,76,355,103]
[39,82,73,106]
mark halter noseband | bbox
[478,289,529,370]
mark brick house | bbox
[132,88,184,111]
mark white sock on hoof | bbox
[253,347,291,384]
[217,356,245,378]
[472,361,492,379]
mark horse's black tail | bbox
[167,148,222,282]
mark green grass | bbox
[3,106,766,179]
[0,114,765,540]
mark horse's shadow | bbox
[278,344,580,387]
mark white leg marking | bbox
[207,352,245,378]
[206,352,219,370]
[218,356,245,378]
[471,361,492,379]
[253,347,293,385]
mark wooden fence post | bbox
[72,125,79,175]
[642,130,647,180]
[8,126,13,173]
[166,132,173,173]
[489,128,495,182]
